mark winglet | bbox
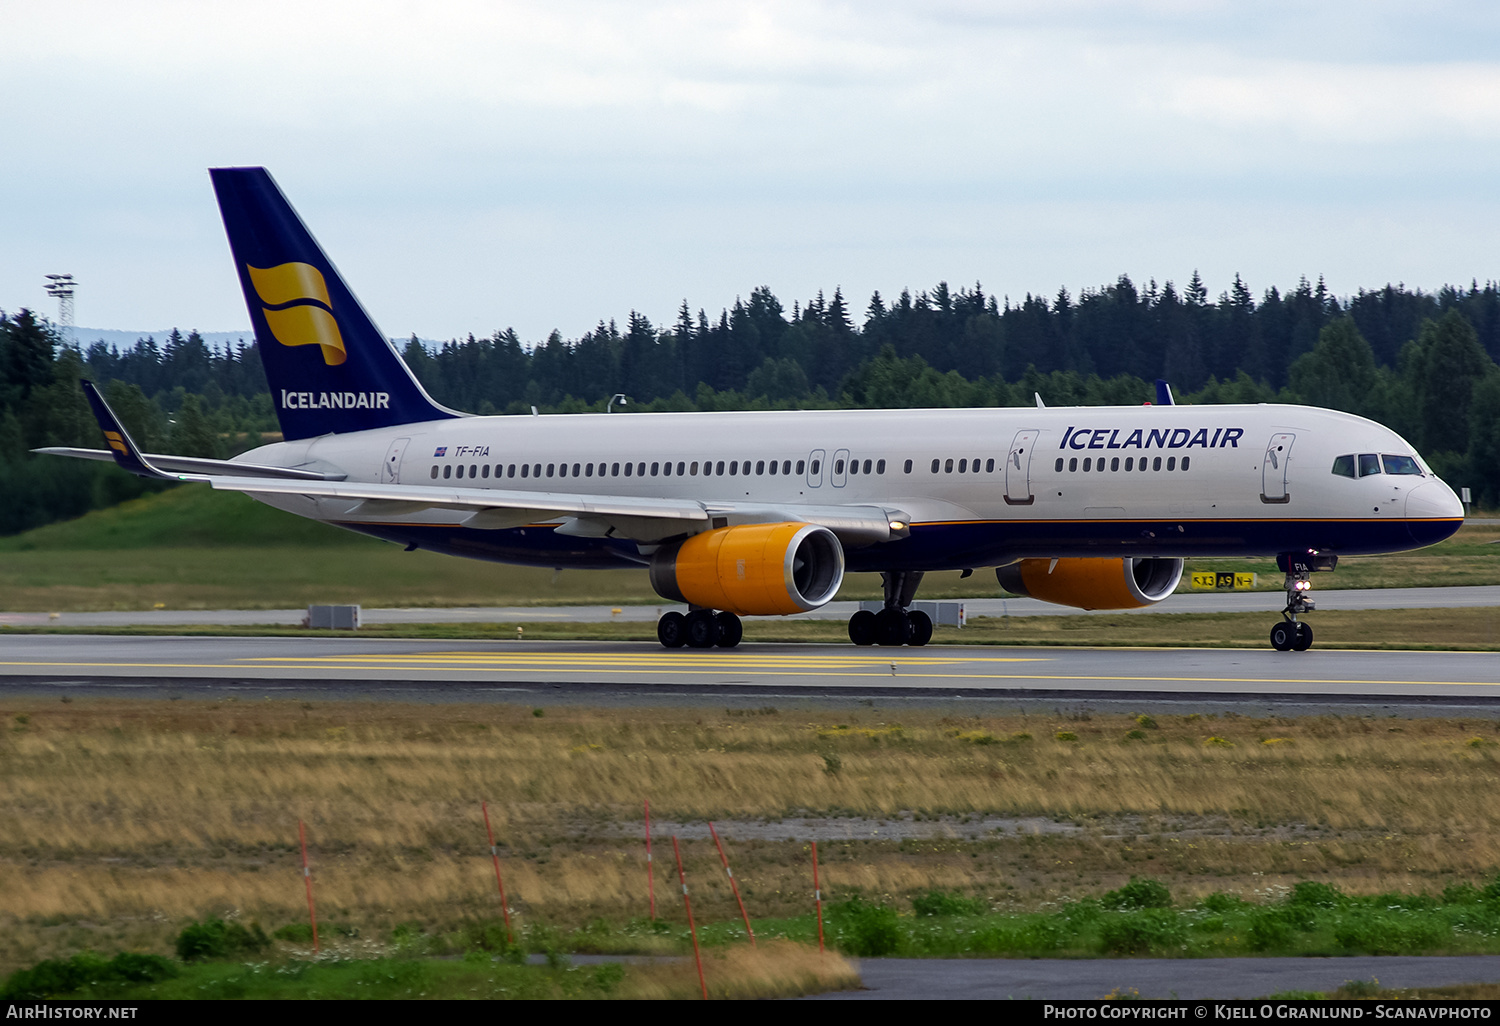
[1034,392,1046,408]
[1154,379,1176,406]
[80,381,173,480]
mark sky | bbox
[4,0,1500,345]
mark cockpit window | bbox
[1358,453,1382,477]
[1382,454,1422,475]
[1331,455,1355,478]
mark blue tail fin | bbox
[210,167,458,440]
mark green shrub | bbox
[2,951,177,999]
[1098,910,1185,954]
[1199,892,1245,913]
[1288,881,1346,909]
[912,890,987,917]
[1442,883,1482,905]
[1333,913,1447,955]
[1103,877,1172,910]
[174,918,270,962]
[272,922,313,943]
[831,898,902,957]
[1246,908,1299,952]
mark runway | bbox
[3,635,1499,713]
[3,584,1497,628]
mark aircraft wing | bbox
[199,475,908,545]
[31,447,346,482]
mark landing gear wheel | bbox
[1291,621,1313,651]
[907,610,933,647]
[1269,621,1294,652]
[685,609,720,649]
[875,607,911,647]
[848,609,877,646]
[657,611,686,649]
[714,611,743,648]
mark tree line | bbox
[2,272,1498,535]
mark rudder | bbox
[210,167,458,440]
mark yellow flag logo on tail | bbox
[247,262,346,366]
[103,430,128,455]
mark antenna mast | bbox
[44,274,76,344]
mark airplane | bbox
[38,167,1466,652]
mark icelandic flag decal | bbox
[434,446,447,457]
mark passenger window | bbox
[546,464,555,477]
[1055,458,1064,472]
[756,460,765,474]
[663,462,672,477]
[1152,457,1162,471]
[533,464,541,478]
[638,463,646,477]
[507,464,516,478]
[572,463,580,477]
[848,460,857,476]
[483,465,490,478]
[811,459,821,475]
[1083,458,1091,472]
[430,466,438,479]
[904,459,913,473]
[1110,457,1119,471]
[944,458,954,473]
[1182,456,1190,471]
[797,460,806,474]
[584,463,593,477]
[557,464,566,477]
[769,460,779,475]
[1167,456,1176,471]
[931,458,940,473]
[986,458,995,472]
[650,462,658,476]
[520,465,528,478]
[717,461,725,475]
[958,458,968,473]
[863,459,871,474]
[1125,457,1133,471]
[783,461,792,474]
[690,462,699,476]
[729,461,737,475]
[1358,453,1381,477]
[876,459,885,474]
[676,462,685,476]
[455,465,464,479]
[833,459,844,474]
[1382,454,1421,475]
[444,465,452,479]
[611,463,620,476]
[625,463,634,477]
[1068,457,1077,472]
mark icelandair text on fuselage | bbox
[1059,426,1244,451]
[1042,1006,1490,1020]
[280,389,390,410]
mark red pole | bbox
[299,819,319,954]
[708,822,755,946]
[481,801,514,944]
[672,836,708,1000]
[645,799,656,919]
[811,840,824,954]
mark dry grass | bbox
[4,697,1500,973]
[616,940,858,999]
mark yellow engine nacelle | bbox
[996,557,1184,610]
[649,522,845,616]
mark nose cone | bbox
[1405,478,1465,546]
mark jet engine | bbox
[649,522,845,616]
[996,557,1184,610]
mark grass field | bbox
[0,486,1495,611]
[7,696,1500,977]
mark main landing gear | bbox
[657,608,743,649]
[1269,551,1336,652]
[848,571,932,647]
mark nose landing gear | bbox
[1269,552,1335,651]
[848,571,932,647]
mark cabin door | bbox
[1004,430,1039,505]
